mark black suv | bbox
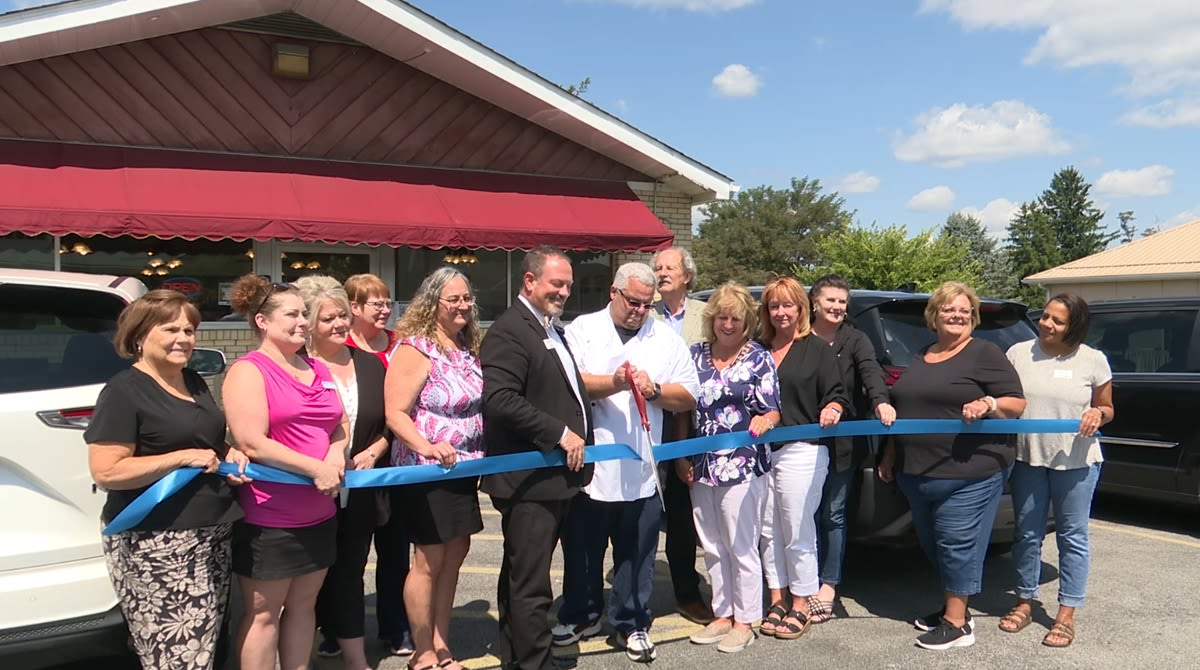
[690,287,1038,546]
[1064,298,1200,506]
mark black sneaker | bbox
[913,609,975,632]
[915,618,976,650]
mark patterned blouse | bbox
[391,335,484,466]
[689,339,780,486]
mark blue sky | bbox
[5,0,1199,240]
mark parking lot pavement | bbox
[75,495,1200,670]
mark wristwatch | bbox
[647,382,662,401]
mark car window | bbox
[871,302,1036,367]
[1086,309,1197,373]
[0,283,130,393]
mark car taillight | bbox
[37,406,94,430]
[882,365,906,386]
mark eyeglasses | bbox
[438,295,475,307]
[615,288,652,312]
[252,282,292,316]
[939,307,974,317]
[362,300,392,311]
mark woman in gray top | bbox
[1003,293,1114,648]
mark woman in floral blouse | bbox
[679,282,781,654]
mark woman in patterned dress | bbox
[680,282,781,654]
[385,267,485,670]
[86,290,248,670]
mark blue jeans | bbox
[558,493,662,634]
[816,466,855,587]
[896,469,1007,596]
[1010,461,1101,607]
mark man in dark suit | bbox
[481,245,594,670]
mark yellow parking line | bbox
[458,621,702,669]
[1090,519,1200,549]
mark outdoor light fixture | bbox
[272,43,310,79]
[444,248,478,265]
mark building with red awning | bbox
[0,0,734,348]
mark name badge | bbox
[321,381,338,390]
[543,338,556,350]
[1053,369,1073,379]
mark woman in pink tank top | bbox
[222,275,350,670]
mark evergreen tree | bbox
[1005,201,1059,306]
[1040,167,1117,259]
[939,212,1014,297]
[1118,211,1137,244]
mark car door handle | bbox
[1099,436,1180,449]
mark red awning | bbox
[0,140,673,252]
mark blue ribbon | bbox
[102,418,1082,536]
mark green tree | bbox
[1005,201,1059,306]
[1005,167,1117,305]
[938,212,1014,297]
[562,76,591,96]
[796,223,981,292]
[693,177,852,288]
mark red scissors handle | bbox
[624,362,651,430]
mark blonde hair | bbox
[701,282,758,344]
[924,281,981,331]
[393,267,482,355]
[293,275,351,354]
[758,276,811,343]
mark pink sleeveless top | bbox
[236,351,343,528]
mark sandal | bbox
[772,610,812,640]
[998,605,1033,633]
[1042,620,1075,648]
[806,595,834,624]
[760,602,788,636]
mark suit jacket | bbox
[653,296,707,345]
[480,300,594,501]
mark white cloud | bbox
[893,100,1070,167]
[1121,99,1200,128]
[614,98,630,115]
[711,64,762,98]
[834,171,880,193]
[1095,165,1174,198]
[906,185,956,211]
[920,1,1200,122]
[958,198,1020,237]
[600,0,757,12]
[691,203,710,233]
[1161,206,1200,230]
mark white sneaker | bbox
[551,619,602,646]
[618,629,657,663]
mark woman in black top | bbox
[756,277,849,641]
[880,281,1025,651]
[295,276,389,670]
[808,275,895,620]
[86,290,246,670]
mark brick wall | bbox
[618,184,696,267]
[195,327,259,406]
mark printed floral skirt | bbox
[102,523,233,670]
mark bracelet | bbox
[828,406,842,415]
[981,395,998,414]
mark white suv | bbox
[0,268,146,668]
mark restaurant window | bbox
[0,232,53,270]
[59,235,253,321]
[394,248,613,322]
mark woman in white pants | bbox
[678,282,780,654]
[757,277,850,641]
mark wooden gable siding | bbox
[0,27,645,182]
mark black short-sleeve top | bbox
[890,338,1024,479]
[84,367,243,531]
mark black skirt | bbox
[397,477,483,545]
[232,516,338,580]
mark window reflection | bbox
[0,232,53,270]
[59,235,253,321]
